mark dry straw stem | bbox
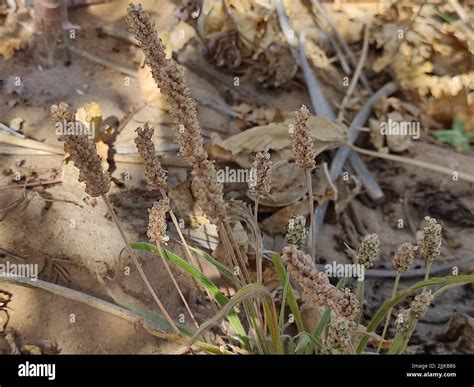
[248,150,273,285]
[337,21,370,122]
[350,144,474,184]
[282,246,359,321]
[126,3,226,224]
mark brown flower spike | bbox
[52,102,110,197]
[127,3,226,223]
[392,242,417,273]
[409,290,433,320]
[134,123,167,190]
[356,234,380,269]
[248,150,273,200]
[292,105,316,170]
[147,197,170,245]
[417,216,442,264]
[282,245,359,321]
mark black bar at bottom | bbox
[0,355,472,386]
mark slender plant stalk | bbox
[222,221,252,284]
[305,169,315,259]
[355,279,365,330]
[156,244,199,329]
[425,261,433,281]
[254,200,262,284]
[102,194,181,335]
[350,144,474,184]
[377,271,401,353]
[218,223,245,286]
[161,188,219,313]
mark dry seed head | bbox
[334,288,360,320]
[52,103,110,197]
[292,105,316,170]
[147,197,170,245]
[127,4,226,223]
[395,308,411,333]
[323,315,353,353]
[134,123,167,190]
[409,290,433,320]
[248,150,273,200]
[282,245,359,321]
[392,242,417,272]
[285,215,307,249]
[356,234,380,269]
[416,216,442,263]
[126,3,204,164]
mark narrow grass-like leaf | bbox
[271,253,305,332]
[185,244,236,282]
[187,283,280,352]
[357,274,474,353]
[279,271,291,336]
[131,242,250,349]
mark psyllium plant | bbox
[51,3,474,355]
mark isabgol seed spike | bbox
[292,105,316,170]
[416,216,442,264]
[323,315,353,353]
[134,123,167,190]
[282,245,359,321]
[409,290,433,320]
[356,234,380,269]
[127,3,226,224]
[147,197,170,245]
[248,150,273,200]
[52,102,110,197]
[392,242,417,273]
